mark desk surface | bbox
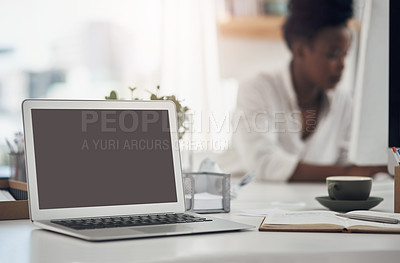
[1,178,399,263]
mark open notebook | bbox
[259,210,400,234]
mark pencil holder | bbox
[183,172,230,213]
[9,153,26,182]
[395,166,400,213]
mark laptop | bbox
[22,99,252,241]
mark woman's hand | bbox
[289,162,388,182]
[346,165,388,177]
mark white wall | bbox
[218,36,290,83]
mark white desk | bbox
[1,179,399,263]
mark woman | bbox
[224,0,386,181]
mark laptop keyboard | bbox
[51,213,212,230]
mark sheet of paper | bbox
[0,190,16,201]
[239,208,287,217]
[265,211,345,226]
[270,201,306,207]
[193,192,223,210]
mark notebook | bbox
[22,99,252,241]
[259,210,400,234]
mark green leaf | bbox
[105,90,118,100]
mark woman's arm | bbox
[289,162,388,182]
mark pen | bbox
[392,147,400,165]
[14,133,24,153]
[237,171,254,187]
[231,171,254,198]
[5,138,16,154]
[336,213,399,224]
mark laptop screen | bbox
[31,109,177,210]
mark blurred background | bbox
[0,0,369,173]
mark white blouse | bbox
[220,64,353,181]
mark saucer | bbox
[315,196,384,212]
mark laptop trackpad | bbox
[134,225,193,235]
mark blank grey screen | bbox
[31,109,177,209]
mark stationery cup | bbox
[9,152,26,182]
[327,176,372,201]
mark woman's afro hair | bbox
[283,0,353,49]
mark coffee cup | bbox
[326,176,372,201]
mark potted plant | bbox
[105,86,190,140]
